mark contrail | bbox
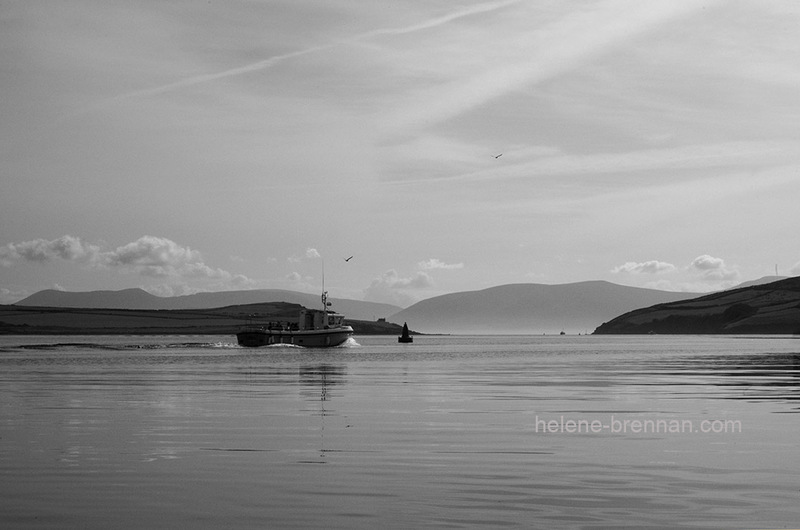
[66,45,330,118]
[356,0,519,39]
[76,0,520,113]
[112,47,329,101]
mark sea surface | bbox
[1,334,799,529]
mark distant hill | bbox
[594,276,800,334]
[731,275,788,289]
[389,281,701,334]
[15,288,400,321]
[17,288,160,309]
[0,301,408,336]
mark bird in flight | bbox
[345,256,354,262]
[494,153,503,159]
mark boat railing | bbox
[240,320,300,332]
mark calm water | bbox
[1,334,799,529]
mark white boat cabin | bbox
[299,308,346,330]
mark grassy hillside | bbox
[594,276,800,334]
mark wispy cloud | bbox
[383,0,718,130]
[418,258,464,271]
[88,47,328,109]
[388,139,798,186]
[78,0,520,115]
[364,0,520,38]
[5,1,799,302]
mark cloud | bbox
[288,248,322,263]
[105,236,203,277]
[0,235,101,266]
[418,258,464,270]
[363,269,433,306]
[614,254,744,292]
[690,254,723,271]
[612,260,677,274]
[688,254,740,282]
[0,234,256,287]
[106,236,259,284]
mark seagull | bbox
[345,256,354,262]
[494,153,503,159]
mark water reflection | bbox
[296,365,347,464]
[3,336,800,529]
[631,352,800,406]
[298,364,346,401]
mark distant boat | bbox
[398,322,413,343]
[237,290,353,347]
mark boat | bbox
[398,322,413,343]
[236,291,353,348]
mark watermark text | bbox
[534,415,741,435]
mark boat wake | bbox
[244,337,360,350]
[4,337,361,352]
[338,337,360,348]
[8,341,241,351]
[258,343,306,350]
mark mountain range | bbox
[14,281,704,335]
[14,277,793,335]
[389,281,702,334]
[16,288,400,322]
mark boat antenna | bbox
[320,257,333,311]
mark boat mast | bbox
[321,258,329,325]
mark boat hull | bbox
[237,326,353,348]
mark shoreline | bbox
[0,304,413,336]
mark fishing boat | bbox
[398,322,413,343]
[236,290,353,348]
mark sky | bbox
[2,0,800,307]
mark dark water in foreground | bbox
[1,334,799,529]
